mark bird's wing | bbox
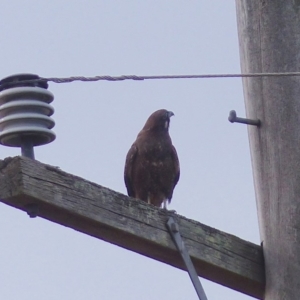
[171,145,180,187]
[124,143,138,197]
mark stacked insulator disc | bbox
[0,74,55,154]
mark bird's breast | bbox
[150,161,164,167]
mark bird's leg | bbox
[163,199,168,210]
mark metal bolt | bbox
[228,110,261,127]
[25,203,39,218]
[21,139,35,159]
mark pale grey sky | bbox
[0,1,259,299]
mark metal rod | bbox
[228,110,261,126]
[167,217,208,300]
[21,139,35,159]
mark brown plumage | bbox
[124,109,180,209]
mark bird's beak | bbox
[168,111,174,118]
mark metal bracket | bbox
[166,217,208,300]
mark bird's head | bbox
[142,109,174,132]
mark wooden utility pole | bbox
[236,1,300,299]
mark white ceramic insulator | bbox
[0,86,55,147]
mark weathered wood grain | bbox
[0,156,264,298]
[236,1,300,299]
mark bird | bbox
[124,109,180,209]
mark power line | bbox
[1,72,300,90]
[42,72,300,83]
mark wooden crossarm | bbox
[0,156,264,299]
